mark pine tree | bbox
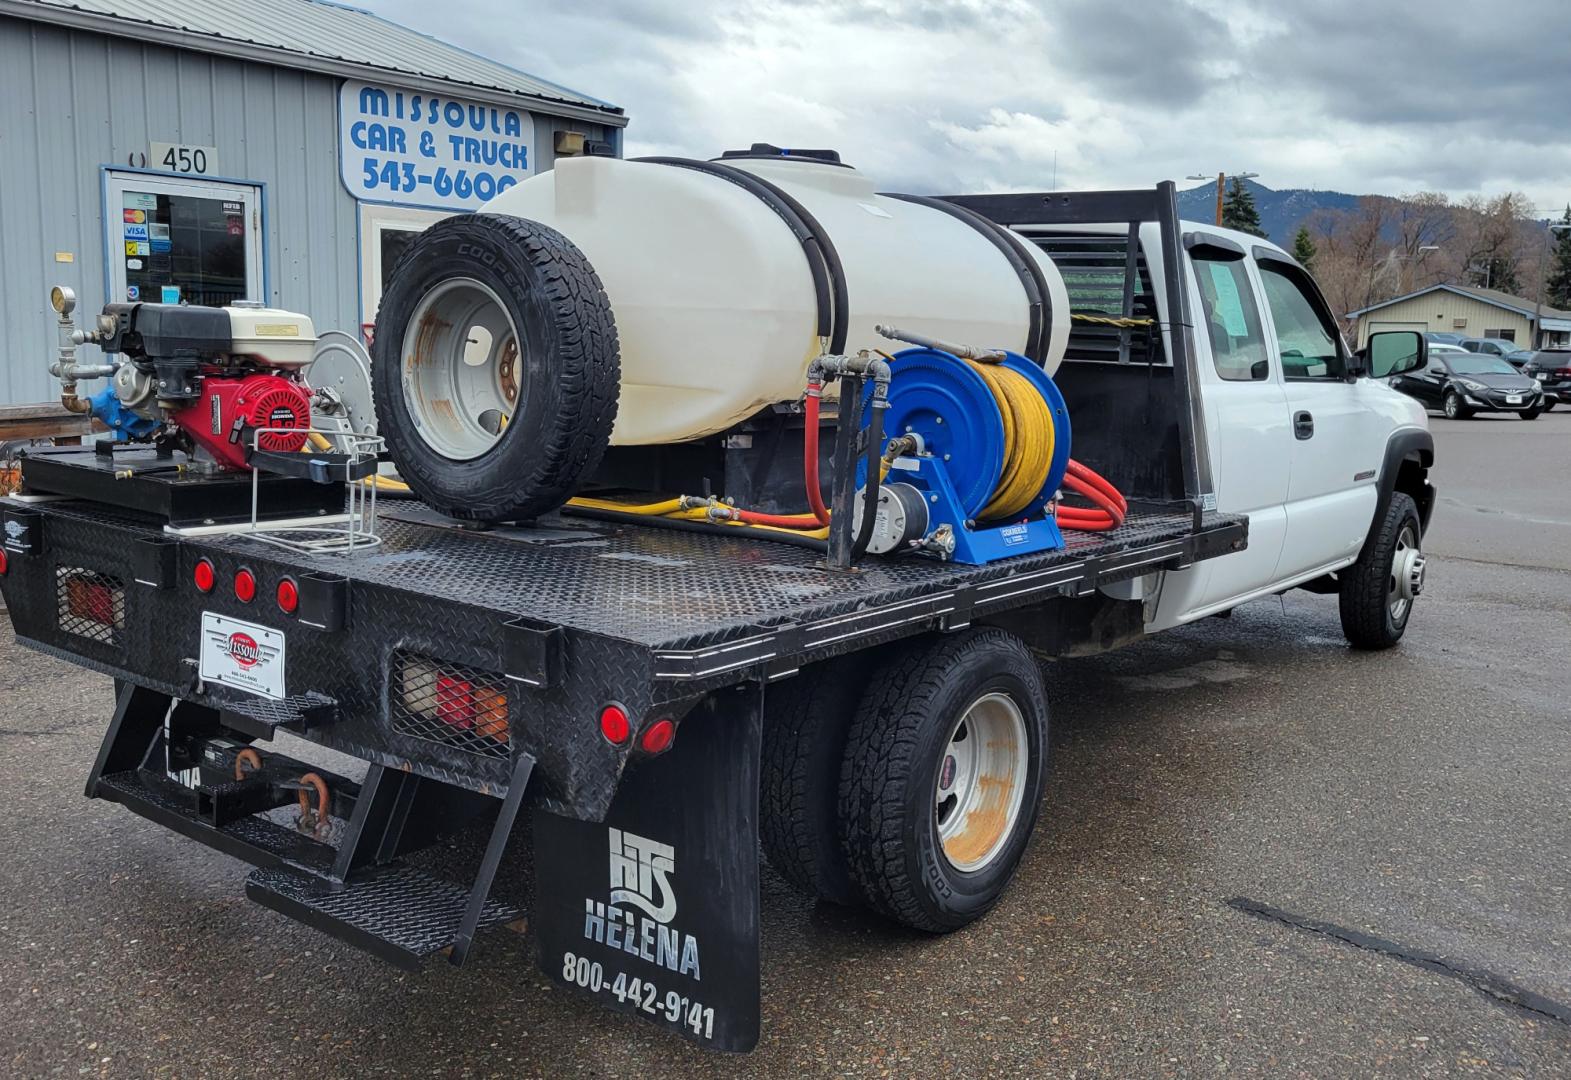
[1221,177,1267,238]
[1545,205,1571,310]
[1292,226,1317,272]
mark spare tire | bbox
[372,213,620,521]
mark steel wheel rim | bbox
[1388,523,1420,623]
[401,277,522,460]
[934,691,1029,873]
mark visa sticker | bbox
[161,285,181,304]
[123,223,149,240]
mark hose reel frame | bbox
[862,348,1071,522]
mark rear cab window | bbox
[1194,257,1270,382]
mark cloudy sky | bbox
[362,0,1571,209]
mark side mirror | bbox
[1368,331,1426,379]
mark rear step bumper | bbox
[88,682,535,969]
[247,865,522,971]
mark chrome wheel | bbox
[1388,524,1424,623]
[400,278,521,460]
[935,691,1029,873]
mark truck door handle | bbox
[1293,411,1314,440]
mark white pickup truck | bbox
[1,181,1434,1052]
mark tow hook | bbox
[233,747,263,781]
[290,772,331,836]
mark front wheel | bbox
[1443,391,1472,420]
[837,629,1048,933]
[1339,492,1424,650]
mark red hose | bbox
[1057,459,1127,532]
[731,508,826,529]
[803,385,831,525]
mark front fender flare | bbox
[1362,428,1435,560]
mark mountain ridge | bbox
[1176,179,1361,241]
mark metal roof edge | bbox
[1345,282,1559,321]
[0,0,628,127]
[302,0,619,112]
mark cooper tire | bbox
[760,657,864,907]
[1339,491,1422,650]
[372,213,619,521]
[837,629,1048,933]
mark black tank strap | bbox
[880,192,1050,366]
[636,157,849,354]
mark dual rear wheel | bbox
[761,629,1048,933]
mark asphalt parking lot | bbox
[3,410,1569,1078]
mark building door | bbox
[105,171,263,307]
[359,204,452,341]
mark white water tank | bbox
[483,151,1070,445]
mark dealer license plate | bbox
[1506,394,1523,405]
[199,612,286,699]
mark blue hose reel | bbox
[859,348,1071,565]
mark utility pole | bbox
[1188,171,1260,226]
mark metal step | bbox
[245,864,523,970]
[212,689,338,739]
[96,769,338,876]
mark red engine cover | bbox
[171,373,312,470]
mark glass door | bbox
[359,204,452,342]
[105,171,263,307]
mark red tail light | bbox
[276,577,299,615]
[600,704,631,746]
[65,577,115,625]
[639,718,676,755]
[436,674,476,729]
[193,558,215,593]
[234,568,256,603]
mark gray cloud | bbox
[360,0,1571,209]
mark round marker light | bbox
[276,577,299,615]
[639,718,676,756]
[193,558,215,593]
[234,568,257,603]
[0,548,9,576]
[599,704,631,746]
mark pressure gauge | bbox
[50,285,76,314]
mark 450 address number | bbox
[561,950,715,1040]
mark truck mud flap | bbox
[532,683,763,1052]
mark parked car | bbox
[1459,336,1522,359]
[1502,348,1537,368]
[1390,348,1547,419]
[1522,350,1571,408]
[1425,331,1467,346]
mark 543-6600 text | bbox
[561,950,715,1040]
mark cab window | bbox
[1259,265,1345,379]
[1195,258,1269,381]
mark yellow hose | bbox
[964,360,1054,522]
[566,496,686,516]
